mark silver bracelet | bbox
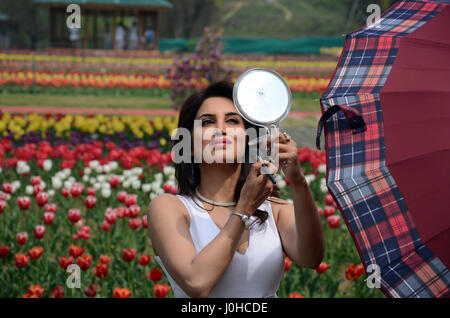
[228,212,252,229]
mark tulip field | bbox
[0,110,385,298]
[0,48,385,298]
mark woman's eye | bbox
[227,118,240,124]
[201,119,213,126]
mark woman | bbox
[148,80,325,298]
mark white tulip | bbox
[142,184,151,193]
[123,180,130,189]
[318,164,326,174]
[48,189,55,197]
[132,180,141,190]
[82,175,89,183]
[84,168,91,175]
[154,173,163,182]
[97,175,107,183]
[150,192,158,200]
[95,166,103,174]
[278,180,287,188]
[63,168,71,178]
[12,181,21,192]
[94,182,101,190]
[68,176,75,183]
[123,170,131,177]
[109,161,118,170]
[305,174,316,185]
[90,178,96,185]
[101,187,111,198]
[52,177,62,189]
[103,165,111,174]
[118,175,125,182]
[64,180,73,189]
[287,199,294,205]
[43,160,53,171]
[26,185,34,195]
[163,166,172,176]
[151,181,161,192]
[89,160,99,169]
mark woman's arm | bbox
[148,161,273,298]
[276,178,326,269]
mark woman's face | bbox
[192,97,247,164]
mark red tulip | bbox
[0,200,7,214]
[30,176,42,186]
[2,183,13,194]
[17,197,31,210]
[28,246,44,260]
[0,245,10,258]
[125,194,137,207]
[33,185,44,197]
[117,191,127,203]
[326,214,341,229]
[15,253,29,268]
[43,212,55,225]
[138,255,151,266]
[128,205,141,218]
[99,255,110,265]
[51,286,64,298]
[68,244,85,258]
[116,206,129,218]
[122,248,137,262]
[284,256,292,272]
[317,207,323,217]
[148,268,163,282]
[77,255,93,271]
[100,221,111,232]
[325,194,334,206]
[86,187,96,196]
[345,263,365,280]
[44,203,57,213]
[84,283,96,297]
[94,263,108,279]
[25,285,45,298]
[35,192,48,207]
[34,225,46,239]
[128,219,141,230]
[58,256,74,270]
[289,292,305,298]
[154,284,170,298]
[142,215,148,228]
[68,208,81,223]
[315,262,331,274]
[61,188,70,198]
[109,175,120,188]
[70,183,84,198]
[16,232,28,245]
[85,195,97,209]
[113,287,131,298]
[105,210,117,225]
[323,206,335,218]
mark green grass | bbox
[0,91,321,112]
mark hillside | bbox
[219,0,362,38]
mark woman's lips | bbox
[210,138,232,148]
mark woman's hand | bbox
[235,160,274,216]
[268,131,305,186]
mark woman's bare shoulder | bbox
[148,193,189,221]
[268,196,293,224]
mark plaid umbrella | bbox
[316,0,449,298]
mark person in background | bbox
[128,20,139,50]
[114,22,126,50]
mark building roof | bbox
[34,0,173,9]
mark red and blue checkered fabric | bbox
[320,0,449,297]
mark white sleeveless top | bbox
[154,194,285,298]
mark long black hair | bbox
[173,80,273,225]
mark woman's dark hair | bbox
[174,80,276,226]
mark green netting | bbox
[159,36,344,55]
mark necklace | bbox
[195,187,236,207]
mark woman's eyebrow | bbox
[197,112,239,119]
